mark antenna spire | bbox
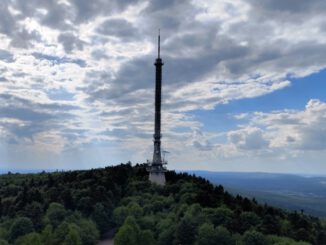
[158,29,160,58]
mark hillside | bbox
[189,171,326,217]
[0,164,325,245]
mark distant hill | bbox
[188,171,326,217]
[0,169,56,174]
[0,164,325,244]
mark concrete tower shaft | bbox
[153,54,163,164]
[148,31,167,185]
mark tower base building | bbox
[149,171,166,186]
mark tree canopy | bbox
[0,163,325,244]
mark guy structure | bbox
[147,32,167,185]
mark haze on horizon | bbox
[0,0,326,174]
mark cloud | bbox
[248,0,326,14]
[32,52,86,67]
[0,49,14,62]
[0,0,326,169]
[58,32,85,53]
[96,18,138,41]
[232,99,326,152]
[228,127,269,150]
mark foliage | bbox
[45,203,67,228]
[14,232,42,245]
[9,217,34,242]
[242,230,268,245]
[63,224,82,245]
[0,163,325,245]
[175,216,196,245]
[0,240,8,245]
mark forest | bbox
[0,163,325,244]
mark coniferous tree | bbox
[175,217,196,245]
[9,217,34,242]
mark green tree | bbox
[91,203,111,235]
[45,203,67,228]
[115,224,138,245]
[0,228,8,241]
[239,212,261,233]
[138,215,156,230]
[157,226,175,245]
[175,217,196,245]
[242,230,268,245]
[0,197,2,217]
[113,206,128,225]
[196,224,234,245]
[196,223,217,245]
[77,219,99,245]
[215,226,234,245]
[266,235,310,245]
[261,214,281,235]
[295,228,311,243]
[0,239,8,245]
[115,216,141,245]
[64,224,82,245]
[9,217,34,242]
[23,202,43,229]
[77,197,93,216]
[205,207,233,228]
[61,188,74,210]
[127,202,144,219]
[53,222,69,244]
[41,225,54,245]
[139,230,156,245]
[14,232,42,245]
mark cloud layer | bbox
[0,0,326,170]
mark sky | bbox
[0,0,326,174]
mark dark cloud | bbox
[193,140,213,151]
[0,1,17,36]
[300,128,326,150]
[0,1,40,48]
[249,0,326,13]
[142,0,199,33]
[0,49,14,62]
[10,29,41,48]
[91,49,109,60]
[0,94,80,112]
[70,0,141,23]
[96,18,138,41]
[100,127,151,140]
[82,57,152,102]
[0,107,53,122]
[58,32,85,53]
[229,128,269,150]
[0,93,80,140]
[11,0,71,29]
[32,52,86,67]
[2,0,140,49]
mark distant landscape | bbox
[189,171,326,218]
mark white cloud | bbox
[248,99,326,151]
[0,0,326,170]
[228,127,269,150]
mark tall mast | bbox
[147,31,167,185]
[153,30,163,164]
[158,29,160,58]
